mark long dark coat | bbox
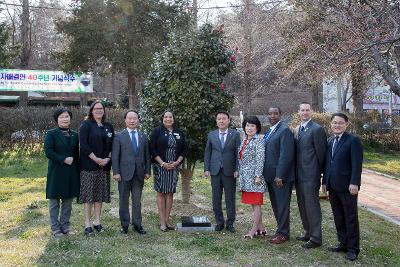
[44,128,80,199]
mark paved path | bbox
[358,169,400,225]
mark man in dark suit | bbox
[323,113,363,261]
[263,107,295,244]
[112,110,151,234]
[204,111,241,233]
[295,102,327,249]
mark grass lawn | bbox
[363,147,400,179]
[0,152,399,266]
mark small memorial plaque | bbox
[181,216,211,227]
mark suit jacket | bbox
[44,128,80,199]
[149,125,187,163]
[263,122,295,183]
[323,132,363,193]
[112,129,151,182]
[204,129,241,176]
[79,120,114,171]
[295,120,327,182]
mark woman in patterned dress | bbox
[238,116,266,239]
[79,100,114,235]
[150,111,187,232]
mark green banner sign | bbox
[0,69,93,93]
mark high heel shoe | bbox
[256,229,267,237]
[160,226,169,232]
[244,233,255,240]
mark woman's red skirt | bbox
[241,191,264,205]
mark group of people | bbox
[44,100,186,238]
[44,100,363,262]
[204,104,363,262]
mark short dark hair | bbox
[331,112,349,122]
[242,116,261,134]
[216,111,230,119]
[53,107,72,123]
[124,110,140,120]
[87,100,106,123]
[268,106,282,114]
[160,110,177,126]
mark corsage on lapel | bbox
[173,132,181,140]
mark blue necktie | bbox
[331,136,339,157]
[263,128,272,142]
[300,126,305,132]
[131,131,138,155]
[220,132,226,149]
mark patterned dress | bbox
[153,131,178,193]
[238,136,266,204]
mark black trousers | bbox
[329,190,360,254]
[211,169,236,226]
[267,181,293,238]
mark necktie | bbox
[220,132,226,149]
[300,126,305,132]
[331,136,339,157]
[131,131,138,155]
[263,128,272,142]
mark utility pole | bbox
[19,0,31,107]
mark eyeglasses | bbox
[331,122,346,125]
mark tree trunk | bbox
[180,161,195,204]
[351,65,366,116]
[80,94,88,107]
[242,0,252,116]
[18,0,30,107]
[128,73,137,109]
[311,82,322,112]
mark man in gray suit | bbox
[295,102,327,249]
[204,111,241,233]
[263,107,295,244]
[112,110,151,234]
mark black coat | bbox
[323,132,363,193]
[44,128,80,199]
[79,120,114,171]
[149,125,187,163]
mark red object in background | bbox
[220,83,225,91]
[229,55,236,62]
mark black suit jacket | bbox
[150,125,187,163]
[323,132,363,193]
[79,120,114,171]
[263,122,295,183]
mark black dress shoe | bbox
[296,236,310,242]
[328,245,347,253]
[133,225,147,235]
[84,227,94,236]
[120,226,128,234]
[346,251,357,261]
[302,240,321,249]
[226,225,235,233]
[215,224,224,231]
[93,224,104,233]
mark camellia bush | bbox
[141,23,236,203]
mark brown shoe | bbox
[270,234,288,244]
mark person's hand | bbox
[349,184,359,195]
[233,171,239,178]
[274,177,283,188]
[98,158,109,166]
[204,171,211,178]
[93,157,103,165]
[64,157,73,165]
[113,174,121,182]
[255,176,261,184]
[145,174,150,180]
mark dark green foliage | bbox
[141,24,236,164]
[0,22,18,68]
[55,0,191,76]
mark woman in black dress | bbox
[150,111,187,231]
[79,100,114,235]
